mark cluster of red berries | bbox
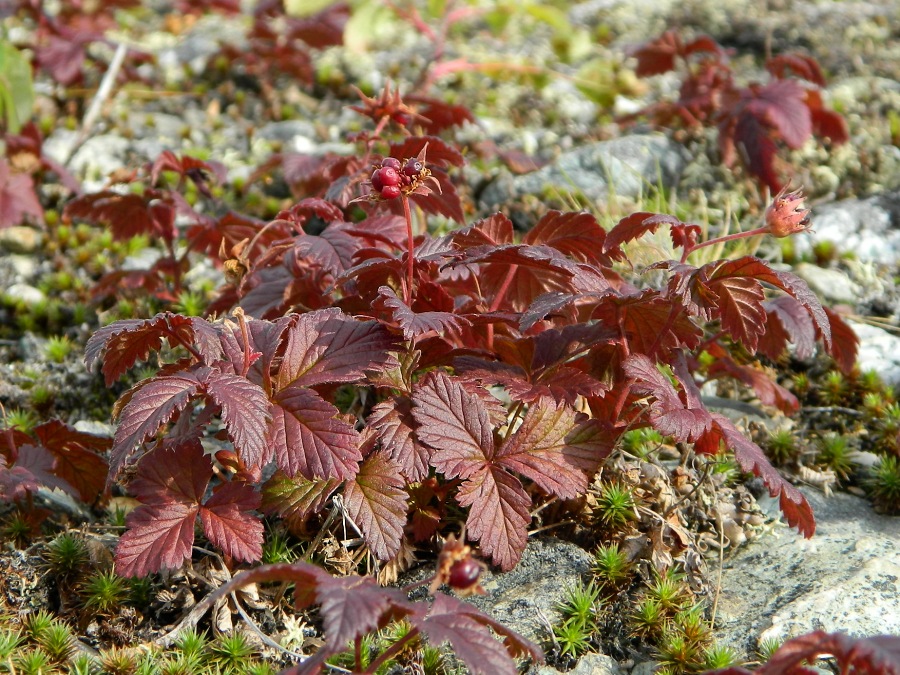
[370,157,425,200]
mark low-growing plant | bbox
[626,31,848,193]
[81,570,130,615]
[42,532,90,579]
[592,542,631,588]
[868,455,900,514]
[595,482,637,529]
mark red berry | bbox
[382,157,401,170]
[378,166,401,188]
[403,159,423,177]
[447,558,481,591]
[381,185,401,200]
[370,169,384,192]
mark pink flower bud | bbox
[765,185,811,238]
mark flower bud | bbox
[765,185,811,238]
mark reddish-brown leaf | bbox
[268,385,361,480]
[342,453,408,561]
[275,308,399,391]
[496,398,604,497]
[110,371,204,482]
[524,210,610,265]
[202,370,271,470]
[115,441,211,576]
[707,414,814,537]
[85,312,222,386]
[456,465,530,571]
[0,159,43,228]
[413,593,543,675]
[369,397,429,481]
[824,307,859,375]
[260,470,341,520]
[759,296,817,361]
[412,371,495,478]
[623,354,712,442]
[375,285,471,340]
[33,420,110,503]
[200,482,263,563]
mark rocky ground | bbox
[1,0,900,674]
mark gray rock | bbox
[5,283,46,306]
[713,487,900,659]
[0,226,43,254]
[792,263,861,305]
[851,320,900,385]
[465,538,594,645]
[67,134,131,181]
[537,652,621,675]
[0,254,38,287]
[795,193,900,266]
[479,135,688,208]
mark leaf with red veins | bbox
[670,257,768,351]
[200,482,263,563]
[375,285,472,340]
[824,307,859,375]
[414,594,526,675]
[760,296,816,361]
[747,264,832,350]
[747,79,813,149]
[603,212,685,262]
[623,353,712,442]
[260,470,341,520]
[85,313,222,386]
[268,385,361,480]
[369,397,429,481]
[416,593,544,675]
[754,632,900,675]
[342,453,408,561]
[412,371,496,477]
[202,370,271,471]
[274,308,399,391]
[523,210,611,266]
[457,465,530,571]
[110,371,204,483]
[592,291,702,357]
[115,441,212,577]
[710,414,815,537]
[0,159,43,228]
[708,357,799,415]
[454,212,515,248]
[33,420,110,503]
[316,574,413,651]
[458,243,581,311]
[496,398,602,498]
[63,191,165,242]
[1,444,75,500]
[116,502,199,577]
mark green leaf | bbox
[0,41,34,133]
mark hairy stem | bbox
[682,226,769,262]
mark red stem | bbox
[402,194,415,305]
[682,226,769,262]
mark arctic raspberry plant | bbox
[626,31,849,192]
[87,105,858,579]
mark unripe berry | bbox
[381,185,401,200]
[403,158,423,177]
[765,185,811,238]
[447,558,482,591]
[378,166,401,187]
[382,157,401,170]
